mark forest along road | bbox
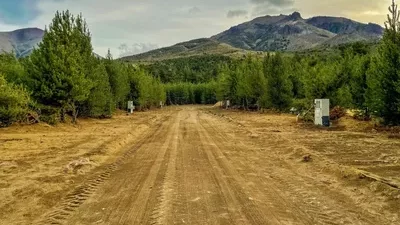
[38,106,397,225]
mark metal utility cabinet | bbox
[315,99,330,127]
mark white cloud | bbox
[227,10,248,18]
[0,22,20,32]
[19,0,249,55]
[118,43,159,58]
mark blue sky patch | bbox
[0,0,40,25]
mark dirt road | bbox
[1,106,400,224]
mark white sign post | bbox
[226,100,230,109]
[127,101,135,114]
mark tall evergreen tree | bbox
[26,10,93,122]
[83,62,113,118]
[105,51,130,109]
[366,0,400,125]
[350,55,370,109]
[263,53,293,110]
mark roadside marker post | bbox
[128,101,135,114]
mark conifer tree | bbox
[263,53,293,110]
[366,0,400,125]
[105,51,130,109]
[26,10,93,123]
[84,62,113,117]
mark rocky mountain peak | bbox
[212,12,383,52]
[288,12,302,20]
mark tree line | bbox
[142,55,232,84]
[0,11,165,127]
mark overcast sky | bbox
[0,0,389,57]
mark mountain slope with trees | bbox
[120,38,244,62]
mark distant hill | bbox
[0,27,103,59]
[212,12,383,52]
[120,38,248,62]
[0,28,44,58]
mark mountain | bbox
[0,28,103,59]
[0,28,44,58]
[120,38,247,62]
[3,12,382,60]
[211,12,383,51]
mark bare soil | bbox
[1,106,399,225]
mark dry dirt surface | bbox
[1,106,400,225]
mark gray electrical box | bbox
[315,99,330,127]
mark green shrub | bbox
[292,99,313,111]
[38,105,61,125]
[0,74,31,127]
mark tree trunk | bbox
[72,104,79,124]
[60,107,66,123]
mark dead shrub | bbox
[330,106,346,120]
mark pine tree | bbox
[263,53,293,110]
[26,10,93,123]
[235,57,266,109]
[350,55,370,109]
[106,49,113,60]
[105,52,130,109]
[84,63,113,118]
[366,0,400,125]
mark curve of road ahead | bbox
[39,106,394,225]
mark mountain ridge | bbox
[119,38,247,62]
[0,12,384,60]
[211,12,383,52]
[0,27,44,58]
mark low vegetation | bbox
[0,74,31,127]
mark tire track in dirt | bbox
[52,111,180,225]
[195,114,288,225]
[174,109,241,225]
[32,106,395,225]
[198,114,322,224]
[36,113,175,225]
[199,110,385,225]
[117,113,180,224]
[149,115,179,225]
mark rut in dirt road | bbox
[38,107,392,225]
